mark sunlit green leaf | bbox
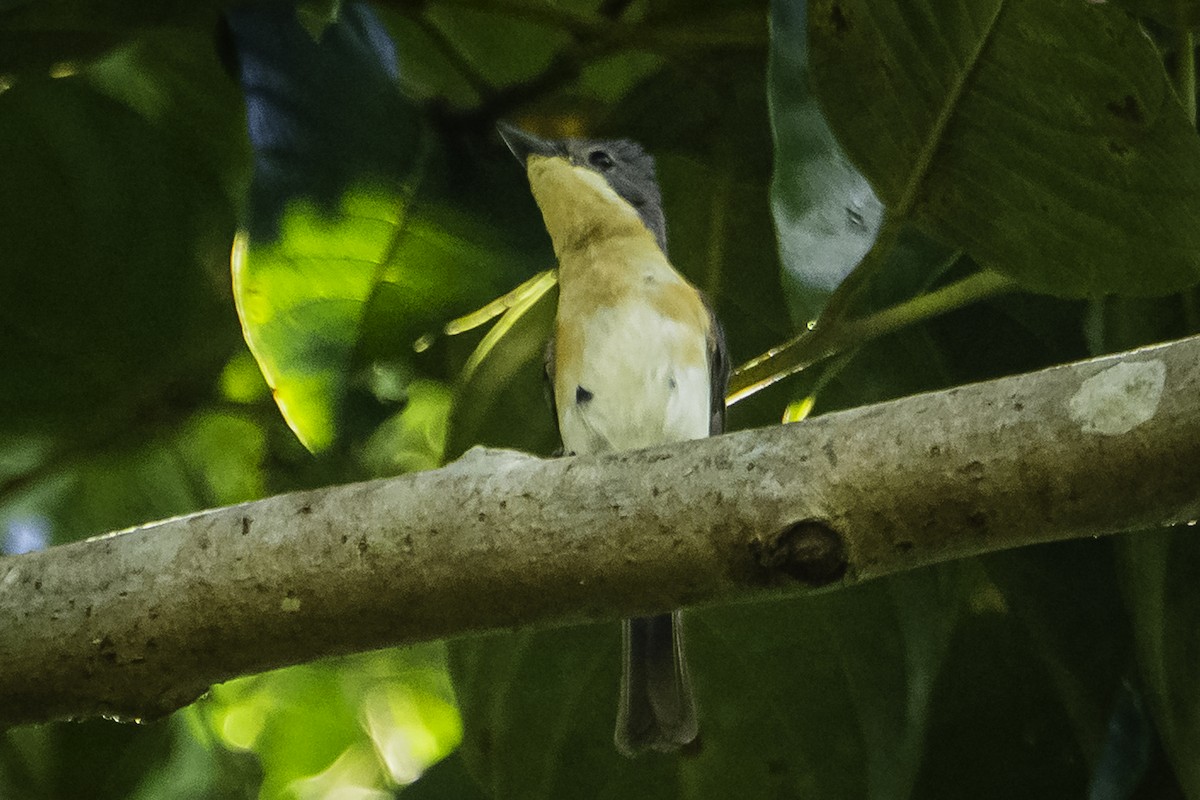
[0,409,266,548]
[359,379,454,476]
[201,646,461,799]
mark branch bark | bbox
[4,336,1200,727]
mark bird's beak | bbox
[497,121,560,163]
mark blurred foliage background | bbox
[3,0,1200,797]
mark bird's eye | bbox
[588,150,614,170]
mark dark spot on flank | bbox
[241,516,251,535]
[668,377,677,390]
[576,385,594,404]
[1106,95,1144,124]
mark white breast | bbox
[556,300,710,455]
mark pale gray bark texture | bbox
[3,336,1200,727]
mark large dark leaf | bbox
[1117,528,1200,798]
[1112,0,1200,29]
[0,0,226,70]
[451,567,965,800]
[808,0,1200,297]
[0,77,236,437]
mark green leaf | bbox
[232,188,410,454]
[450,567,964,800]
[0,0,225,31]
[422,4,572,91]
[85,29,252,211]
[982,543,1135,766]
[2,718,177,800]
[401,752,489,800]
[359,379,454,476]
[924,287,1088,387]
[1116,528,1200,798]
[0,77,237,437]
[808,0,1200,297]
[1085,293,1200,356]
[228,6,534,454]
[0,30,123,72]
[1112,0,1200,29]
[450,624,672,800]
[0,409,267,547]
[914,598,1095,796]
[200,646,461,799]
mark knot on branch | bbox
[752,519,847,587]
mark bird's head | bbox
[498,121,667,256]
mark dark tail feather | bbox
[615,611,698,756]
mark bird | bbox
[497,121,729,756]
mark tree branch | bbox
[4,336,1200,727]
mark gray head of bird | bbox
[497,121,668,256]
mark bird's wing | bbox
[703,294,730,436]
[543,335,564,452]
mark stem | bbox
[727,270,1020,404]
[838,269,1019,345]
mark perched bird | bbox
[498,121,729,756]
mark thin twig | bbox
[728,270,1021,403]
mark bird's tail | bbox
[615,611,698,756]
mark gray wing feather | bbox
[703,294,730,436]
